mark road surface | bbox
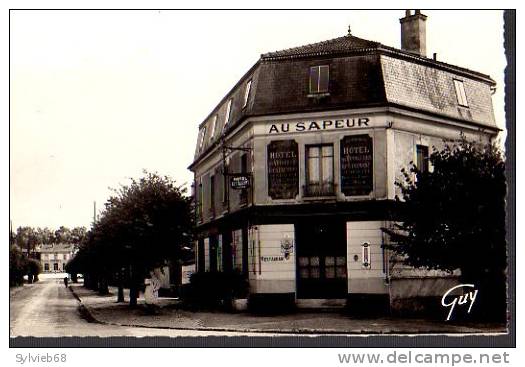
[9,274,265,337]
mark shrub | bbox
[26,258,42,283]
[185,270,249,310]
[9,246,27,287]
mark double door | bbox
[295,220,347,298]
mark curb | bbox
[67,286,505,335]
[68,286,103,324]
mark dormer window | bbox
[309,65,329,94]
[198,127,206,151]
[453,79,469,107]
[209,115,218,140]
[223,99,233,130]
[243,80,252,108]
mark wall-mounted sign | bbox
[280,235,294,260]
[361,242,371,269]
[230,175,250,190]
[261,256,285,262]
[268,117,370,134]
[340,134,373,196]
[267,140,299,199]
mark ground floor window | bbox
[44,263,49,271]
[53,263,59,271]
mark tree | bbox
[67,171,193,306]
[10,245,27,287]
[55,226,72,244]
[383,137,506,321]
[15,227,39,258]
[26,258,42,283]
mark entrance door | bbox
[295,220,347,298]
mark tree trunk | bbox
[129,284,138,307]
[98,276,109,295]
[117,270,125,303]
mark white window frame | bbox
[223,99,233,129]
[243,80,252,108]
[453,79,469,107]
[309,65,330,94]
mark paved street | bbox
[10,274,507,337]
[9,275,272,337]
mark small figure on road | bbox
[63,276,69,287]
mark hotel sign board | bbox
[340,135,373,196]
[267,140,299,199]
[231,175,250,190]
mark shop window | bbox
[223,99,233,129]
[416,145,429,173]
[305,144,335,196]
[453,79,469,107]
[217,235,223,272]
[309,65,329,94]
[243,80,252,108]
[232,229,243,271]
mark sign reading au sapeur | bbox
[268,140,299,199]
[340,135,373,196]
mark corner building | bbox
[189,11,499,311]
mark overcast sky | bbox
[9,10,506,229]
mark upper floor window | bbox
[453,79,469,107]
[209,115,218,140]
[309,65,329,94]
[224,99,233,129]
[416,145,429,173]
[243,80,252,108]
[305,144,335,197]
[210,174,215,217]
[198,127,207,151]
[197,179,203,221]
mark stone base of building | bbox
[345,293,391,316]
[296,298,346,310]
[248,293,296,313]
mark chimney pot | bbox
[400,10,427,57]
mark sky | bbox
[9,9,507,229]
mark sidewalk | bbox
[69,283,507,335]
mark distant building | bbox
[188,11,499,311]
[38,243,76,273]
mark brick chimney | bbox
[399,10,427,57]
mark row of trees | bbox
[66,171,193,306]
[10,226,87,255]
[9,245,42,286]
